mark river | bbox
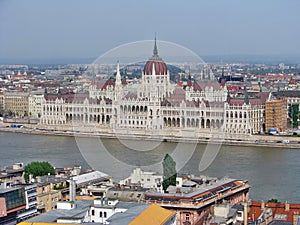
[0,131,299,203]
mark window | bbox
[104,212,107,218]
[185,213,190,221]
[91,209,95,216]
[100,211,102,217]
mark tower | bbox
[114,62,122,101]
[140,36,170,100]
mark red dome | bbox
[143,37,168,75]
[143,59,168,75]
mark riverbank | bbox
[1,123,299,149]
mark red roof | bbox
[249,201,300,223]
[196,80,222,91]
[143,39,168,75]
[94,80,115,90]
[143,59,168,75]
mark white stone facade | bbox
[29,93,44,118]
[119,168,163,192]
[39,43,265,138]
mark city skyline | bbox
[0,0,300,64]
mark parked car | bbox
[282,140,290,144]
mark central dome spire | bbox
[143,35,168,75]
[153,35,158,57]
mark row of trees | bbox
[288,104,300,128]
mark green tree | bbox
[162,154,177,192]
[24,161,55,181]
[288,104,299,128]
[268,198,280,203]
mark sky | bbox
[0,0,299,63]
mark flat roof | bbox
[26,200,92,223]
[72,171,110,185]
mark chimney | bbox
[261,201,265,209]
[69,179,76,203]
[29,174,33,183]
[293,212,299,225]
[244,202,248,225]
[285,201,290,211]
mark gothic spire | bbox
[153,34,158,57]
[244,75,249,104]
[116,61,121,86]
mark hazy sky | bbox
[0,0,299,63]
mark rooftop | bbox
[24,200,92,223]
[72,170,110,186]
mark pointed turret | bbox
[116,61,121,86]
[114,62,123,101]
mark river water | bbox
[1,131,300,203]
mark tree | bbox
[289,104,300,128]
[24,161,55,181]
[268,198,280,203]
[162,154,177,192]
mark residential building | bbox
[0,186,26,224]
[28,91,44,118]
[35,175,67,213]
[3,91,29,116]
[119,168,165,193]
[0,163,25,185]
[142,178,250,225]
[16,184,38,223]
[248,201,300,225]
[265,98,287,133]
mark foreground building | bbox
[142,178,250,225]
[0,184,37,224]
[248,201,300,225]
[18,199,176,225]
[40,40,266,139]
